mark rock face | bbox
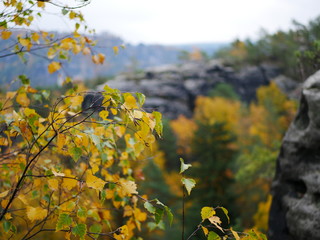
[98,60,293,119]
[269,70,320,240]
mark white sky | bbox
[38,0,320,45]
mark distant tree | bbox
[186,122,238,239]
[209,83,240,100]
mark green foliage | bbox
[180,157,266,240]
[215,15,320,81]
[209,83,240,100]
[236,144,279,184]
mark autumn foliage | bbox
[0,1,291,240]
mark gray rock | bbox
[269,70,320,240]
[273,75,301,99]
[97,61,296,119]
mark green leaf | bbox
[155,208,164,224]
[3,221,11,233]
[72,223,87,239]
[144,201,156,214]
[201,207,215,220]
[41,90,50,100]
[219,207,230,224]
[61,8,69,15]
[181,177,196,195]
[77,207,87,218]
[246,229,267,240]
[152,111,163,136]
[207,231,220,240]
[164,206,173,226]
[89,224,102,239]
[136,92,145,106]
[56,213,72,231]
[10,224,16,234]
[179,158,192,174]
[147,221,165,231]
[19,75,29,85]
[69,146,82,162]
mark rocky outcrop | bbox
[98,60,295,119]
[269,70,320,240]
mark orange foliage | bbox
[170,115,197,155]
[193,96,241,132]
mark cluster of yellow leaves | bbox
[170,115,197,155]
[248,82,297,146]
[0,81,165,239]
[194,96,241,131]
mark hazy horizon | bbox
[26,0,320,45]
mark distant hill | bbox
[172,42,229,56]
[0,31,227,87]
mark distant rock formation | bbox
[98,60,298,119]
[268,70,320,240]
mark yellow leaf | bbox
[113,225,129,240]
[48,61,61,74]
[4,213,12,220]
[16,92,30,107]
[208,216,224,233]
[0,190,9,198]
[71,95,83,107]
[65,232,71,240]
[208,216,221,225]
[24,108,36,116]
[119,179,138,196]
[18,195,28,205]
[26,206,48,221]
[19,121,33,141]
[47,48,56,59]
[92,53,105,64]
[123,95,137,109]
[57,133,66,150]
[41,31,48,39]
[31,32,40,43]
[48,179,59,190]
[111,108,117,115]
[82,47,91,55]
[86,171,106,191]
[60,38,74,50]
[37,1,45,7]
[27,86,38,93]
[201,207,215,220]
[1,199,8,208]
[98,53,105,64]
[134,208,147,222]
[99,110,109,120]
[6,91,16,99]
[1,31,11,40]
[62,170,77,190]
[73,44,81,54]
[69,11,76,19]
[231,228,240,240]
[201,226,209,236]
[113,46,119,55]
[52,170,65,177]
[19,38,31,47]
[133,110,143,119]
[123,205,133,217]
[60,201,76,212]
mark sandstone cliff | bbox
[98,60,298,119]
[269,70,320,240]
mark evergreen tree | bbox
[185,122,239,239]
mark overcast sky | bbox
[39,0,320,45]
